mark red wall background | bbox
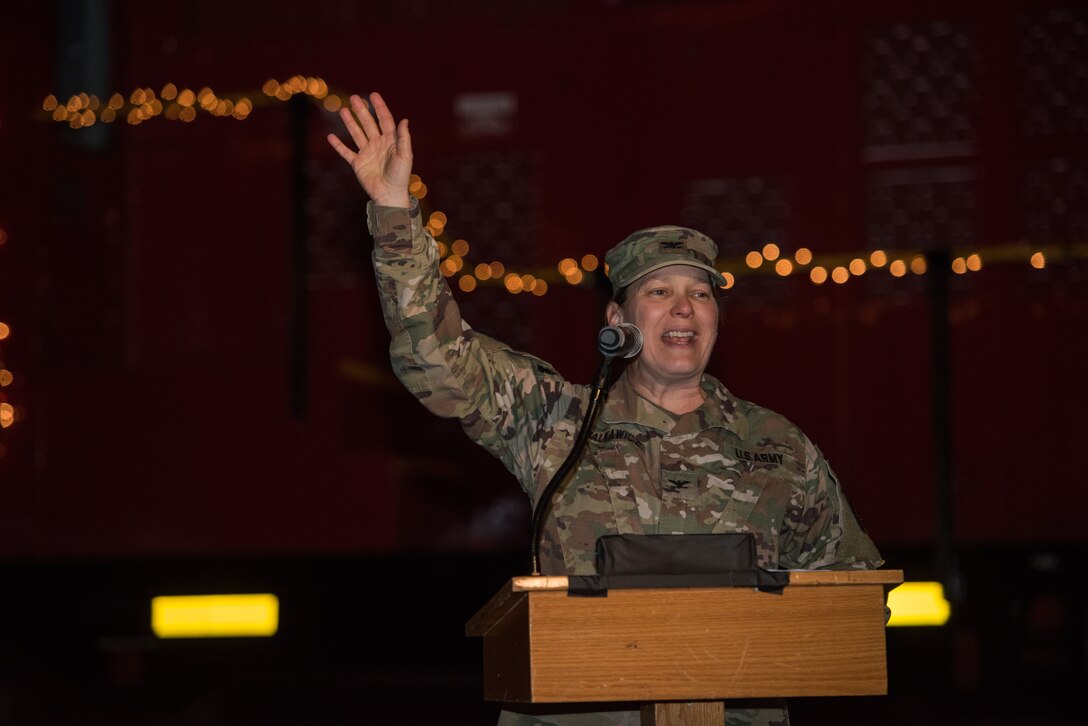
[1,0,1084,559]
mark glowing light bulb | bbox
[504,274,524,293]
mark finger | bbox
[395,118,412,160]
[326,133,356,163]
[354,93,381,140]
[339,103,368,150]
[370,92,396,136]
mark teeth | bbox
[662,331,695,339]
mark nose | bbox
[671,295,694,317]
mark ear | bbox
[606,301,624,326]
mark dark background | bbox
[0,0,1084,723]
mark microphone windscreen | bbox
[598,323,643,358]
[619,323,643,358]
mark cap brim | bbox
[621,259,727,289]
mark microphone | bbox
[597,323,643,358]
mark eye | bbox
[692,290,712,300]
[647,288,668,297]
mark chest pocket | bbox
[551,439,651,574]
[706,455,800,568]
[594,441,649,535]
[709,474,767,534]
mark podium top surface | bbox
[466,569,904,637]
[510,569,904,592]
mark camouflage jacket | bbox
[369,198,883,576]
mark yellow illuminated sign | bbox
[886,581,951,626]
[151,594,279,638]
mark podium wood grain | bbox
[467,570,903,704]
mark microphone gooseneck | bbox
[529,339,619,575]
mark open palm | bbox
[326,92,412,208]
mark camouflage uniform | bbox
[369,198,883,726]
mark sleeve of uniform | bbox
[368,197,572,492]
[780,437,885,570]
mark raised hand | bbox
[326,92,412,208]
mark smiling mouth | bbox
[662,331,696,344]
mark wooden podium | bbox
[466,569,904,725]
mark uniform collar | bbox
[600,371,748,438]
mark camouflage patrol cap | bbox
[604,225,726,295]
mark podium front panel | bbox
[479,582,890,704]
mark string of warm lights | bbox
[425,198,1083,297]
[40,75,346,128]
[40,76,1086,299]
[0,225,15,436]
[0,26,15,444]
[434,238,1080,297]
